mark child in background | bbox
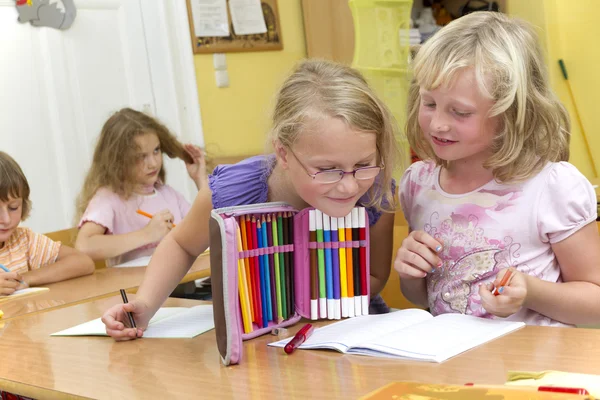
[396,12,600,326]
[102,59,402,340]
[0,151,94,295]
[75,108,206,267]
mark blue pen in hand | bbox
[0,263,25,284]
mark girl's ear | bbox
[274,140,290,170]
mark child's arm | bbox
[21,244,95,287]
[102,187,212,340]
[75,209,174,260]
[369,212,394,296]
[482,222,600,325]
[394,230,443,307]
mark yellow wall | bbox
[194,1,307,158]
[508,0,597,178]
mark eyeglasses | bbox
[288,149,384,184]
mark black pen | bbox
[119,289,137,329]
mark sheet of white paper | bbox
[113,256,152,268]
[191,0,230,37]
[11,287,48,296]
[228,0,267,35]
[51,306,215,339]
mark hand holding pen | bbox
[101,290,151,341]
[479,267,528,318]
[0,264,26,296]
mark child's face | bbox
[133,132,162,188]
[0,197,23,243]
[280,116,378,218]
[418,68,500,166]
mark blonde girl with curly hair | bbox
[396,12,600,326]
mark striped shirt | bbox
[0,227,61,274]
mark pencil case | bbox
[209,202,370,366]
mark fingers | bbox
[105,327,139,341]
[0,287,16,295]
[0,277,19,289]
[394,231,443,279]
[412,231,444,253]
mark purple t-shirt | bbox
[209,155,393,227]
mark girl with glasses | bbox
[101,59,402,340]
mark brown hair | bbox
[406,12,569,182]
[75,108,192,221]
[268,59,402,212]
[0,151,31,220]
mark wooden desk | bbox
[1,296,600,399]
[0,254,210,320]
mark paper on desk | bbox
[114,248,210,268]
[507,370,600,397]
[114,256,152,268]
[0,287,49,303]
[51,305,215,339]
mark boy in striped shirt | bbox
[0,152,94,295]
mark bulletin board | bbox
[186,0,283,54]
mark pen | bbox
[0,264,25,284]
[284,323,314,355]
[119,289,137,329]
[136,209,176,227]
[492,267,514,296]
[465,383,589,395]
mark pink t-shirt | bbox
[400,161,597,327]
[79,185,191,267]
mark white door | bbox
[0,0,203,234]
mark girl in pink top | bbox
[75,108,206,267]
[396,12,600,327]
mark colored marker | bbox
[330,215,341,319]
[309,210,318,320]
[345,212,355,318]
[358,207,368,315]
[352,208,362,317]
[337,216,349,318]
[315,209,327,318]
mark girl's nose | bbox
[335,172,359,194]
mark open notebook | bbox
[269,308,525,363]
[0,287,49,304]
[51,305,215,339]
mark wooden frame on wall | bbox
[186,0,283,54]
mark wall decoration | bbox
[16,0,77,30]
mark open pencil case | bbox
[209,202,370,366]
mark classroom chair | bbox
[44,227,106,269]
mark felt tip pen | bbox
[284,323,314,355]
[464,383,589,395]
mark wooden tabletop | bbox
[0,254,210,320]
[1,295,600,399]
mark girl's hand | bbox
[479,268,528,318]
[143,209,174,243]
[394,230,443,279]
[183,144,208,190]
[0,271,23,296]
[101,298,152,341]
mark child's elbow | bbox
[77,253,96,276]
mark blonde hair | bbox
[407,12,570,182]
[76,108,192,221]
[269,59,401,212]
[0,152,31,220]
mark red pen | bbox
[284,323,314,354]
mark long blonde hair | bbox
[76,108,192,221]
[269,59,401,211]
[407,12,570,182]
